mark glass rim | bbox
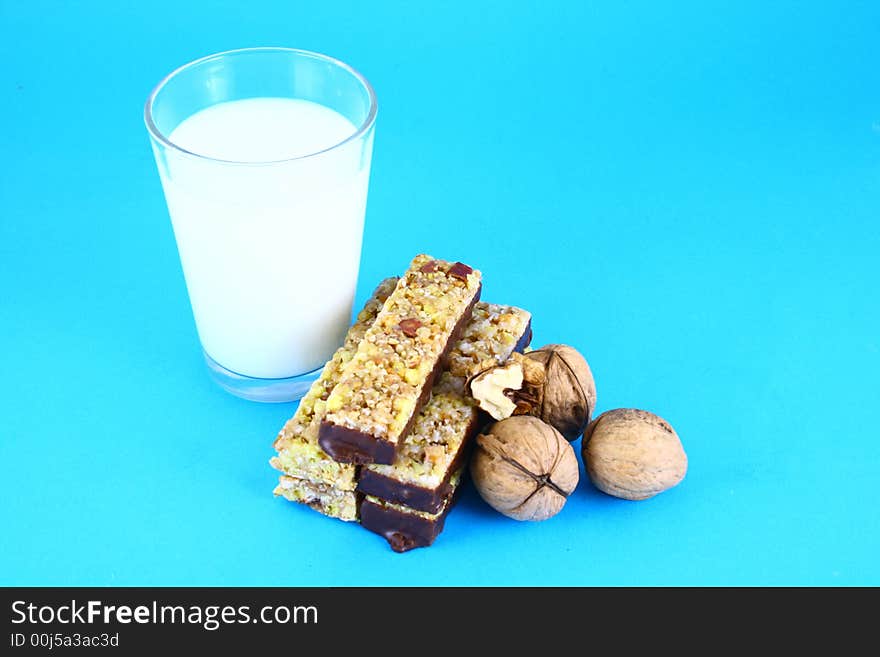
[143,47,378,165]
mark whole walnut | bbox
[469,344,596,441]
[583,408,687,500]
[470,416,579,521]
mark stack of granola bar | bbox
[270,255,531,551]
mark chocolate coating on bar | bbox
[360,495,455,553]
[318,286,482,464]
[357,412,478,512]
[515,320,533,355]
[315,425,397,464]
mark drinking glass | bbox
[145,48,377,402]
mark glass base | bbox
[203,352,323,402]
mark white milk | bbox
[158,97,370,379]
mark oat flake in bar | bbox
[357,303,532,513]
[319,255,482,465]
[270,278,398,493]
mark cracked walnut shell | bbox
[470,416,579,521]
[469,344,596,441]
[583,408,687,500]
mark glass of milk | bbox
[144,48,377,402]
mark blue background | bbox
[1,1,878,586]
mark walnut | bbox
[470,416,579,521]
[583,408,687,500]
[468,344,596,441]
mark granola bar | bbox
[357,303,532,512]
[319,255,482,464]
[274,476,359,522]
[360,470,463,552]
[270,277,398,492]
